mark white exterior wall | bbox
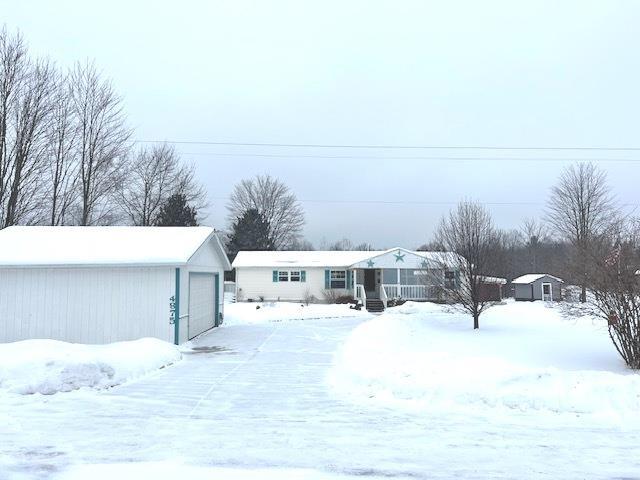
[0,266,174,344]
[236,267,348,302]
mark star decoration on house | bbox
[420,260,429,268]
[394,250,405,262]
[366,259,375,268]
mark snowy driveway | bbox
[1,317,639,479]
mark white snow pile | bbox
[0,338,181,395]
[224,301,371,326]
[329,300,640,414]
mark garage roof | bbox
[0,226,231,268]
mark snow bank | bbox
[55,462,374,480]
[329,300,640,414]
[224,301,371,326]
[0,338,181,395]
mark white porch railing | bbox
[382,284,443,301]
[380,285,388,308]
[355,284,367,307]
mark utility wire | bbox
[208,196,640,207]
[176,151,640,163]
[135,139,640,151]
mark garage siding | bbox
[176,239,226,343]
[0,266,174,344]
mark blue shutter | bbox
[346,270,352,289]
[301,271,306,282]
[325,269,330,289]
[454,270,461,289]
[273,270,279,282]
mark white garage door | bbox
[188,273,216,339]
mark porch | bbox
[352,267,445,311]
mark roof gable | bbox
[511,274,564,284]
[0,226,229,268]
[232,248,459,269]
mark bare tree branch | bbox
[227,174,304,250]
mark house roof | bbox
[0,226,231,268]
[232,248,461,269]
[511,273,564,284]
[233,250,382,268]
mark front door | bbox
[542,282,552,301]
[364,269,376,297]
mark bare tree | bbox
[520,217,549,272]
[0,27,27,224]
[590,223,640,369]
[227,174,304,249]
[547,162,616,302]
[0,28,55,227]
[435,201,500,329]
[117,143,205,226]
[70,61,130,225]
[45,71,78,225]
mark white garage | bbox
[0,226,231,345]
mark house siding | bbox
[236,267,350,302]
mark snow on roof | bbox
[232,248,460,269]
[511,274,564,284]
[0,226,224,267]
[233,250,384,268]
[478,275,507,285]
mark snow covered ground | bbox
[223,301,371,326]
[329,300,639,416]
[0,338,181,395]
[1,301,639,479]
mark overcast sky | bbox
[3,0,640,248]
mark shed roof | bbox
[232,248,460,269]
[511,273,564,284]
[0,226,230,268]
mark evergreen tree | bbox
[226,208,274,262]
[154,193,198,226]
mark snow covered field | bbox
[0,338,181,395]
[223,301,371,326]
[1,301,639,479]
[329,300,639,416]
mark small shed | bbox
[478,276,507,302]
[512,274,563,301]
[0,226,231,345]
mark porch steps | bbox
[365,299,385,313]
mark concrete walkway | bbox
[1,318,639,479]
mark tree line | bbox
[0,27,203,228]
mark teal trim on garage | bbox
[174,267,181,345]
[214,273,220,327]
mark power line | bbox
[176,151,640,163]
[135,139,640,151]
[209,196,640,208]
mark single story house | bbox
[0,226,231,345]
[512,274,563,301]
[232,248,461,311]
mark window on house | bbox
[444,270,456,289]
[290,271,301,282]
[330,270,346,289]
[278,271,289,282]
